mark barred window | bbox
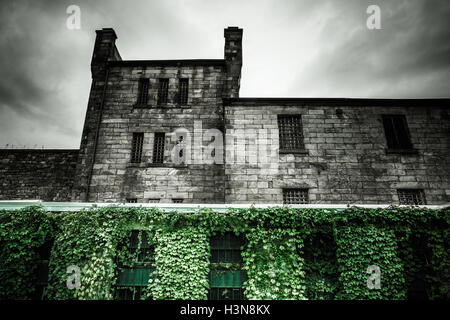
[382,115,413,150]
[157,79,169,104]
[178,78,189,105]
[152,132,165,164]
[115,230,156,300]
[398,189,426,205]
[278,114,305,151]
[131,133,144,163]
[283,188,309,204]
[137,78,149,105]
[172,199,184,203]
[126,198,137,203]
[209,232,246,300]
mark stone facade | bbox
[1,27,449,204]
[224,99,450,204]
[0,150,78,201]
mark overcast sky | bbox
[0,0,449,149]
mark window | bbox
[33,240,53,300]
[157,79,169,104]
[172,199,183,203]
[178,78,189,105]
[397,189,426,205]
[153,132,165,164]
[278,115,305,152]
[382,115,413,150]
[131,133,144,163]
[283,188,309,204]
[127,198,137,203]
[115,230,156,300]
[209,232,246,300]
[136,78,149,105]
[148,199,160,203]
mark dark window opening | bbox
[209,232,246,300]
[157,79,169,104]
[283,188,309,204]
[302,227,339,300]
[278,114,305,151]
[127,198,137,203]
[382,115,413,150]
[115,230,156,300]
[178,78,189,105]
[33,240,53,300]
[396,231,435,300]
[131,133,144,163]
[397,189,426,205]
[137,78,149,105]
[172,199,184,203]
[153,132,165,164]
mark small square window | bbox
[283,189,309,204]
[397,189,426,205]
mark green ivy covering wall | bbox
[0,205,448,300]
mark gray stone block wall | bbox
[224,102,450,204]
[86,64,227,203]
[0,150,78,201]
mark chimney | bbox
[91,28,121,79]
[224,27,243,98]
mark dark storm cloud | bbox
[290,0,450,97]
[0,0,449,148]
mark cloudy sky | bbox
[0,0,449,149]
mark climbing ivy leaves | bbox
[0,205,448,300]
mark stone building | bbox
[1,27,449,205]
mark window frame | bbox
[382,115,416,153]
[277,114,306,154]
[178,78,189,105]
[157,78,169,105]
[209,232,246,300]
[397,189,427,205]
[283,188,309,204]
[115,230,156,300]
[136,78,149,107]
[152,132,165,164]
[131,132,144,163]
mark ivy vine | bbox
[0,205,448,300]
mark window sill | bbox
[132,104,152,109]
[279,149,309,155]
[147,163,188,169]
[127,163,188,169]
[386,148,418,155]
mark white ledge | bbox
[0,201,448,212]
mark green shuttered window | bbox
[209,232,246,300]
[115,230,156,300]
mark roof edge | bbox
[108,59,226,67]
[224,97,450,107]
